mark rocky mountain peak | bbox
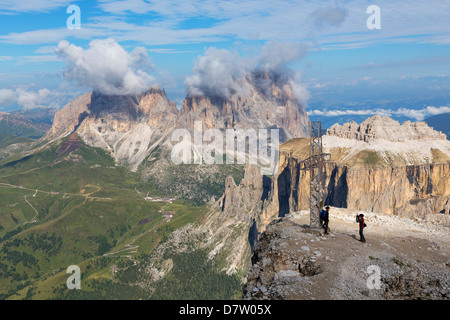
[249,70,295,101]
[217,165,264,221]
[86,88,177,123]
[49,88,178,137]
[180,71,310,141]
[46,88,179,170]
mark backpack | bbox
[320,209,326,220]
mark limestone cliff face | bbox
[76,89,178,170]
[49,92,92,138]
[211,165,275,234]
[327,163,450,217]
[273,143,450,222]
[170,165,276,274]
[216,166,264,223]
[47,88,178,170]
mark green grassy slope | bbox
[0,137,242,300]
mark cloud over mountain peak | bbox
[55,38,157,95]
[184,40,310,105]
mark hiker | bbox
[322,206,330,234]
[356,214,366,243]
[320,207,326,228]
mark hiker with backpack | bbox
[321,206,330,234]
[320,207,325,228]
[356,214,366,243]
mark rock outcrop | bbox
[327,115,447,142]
[49,92,93,139]
[204,165,277,273]
[139,164,278,280]
[328,164,450,218]
[243,208,450,300]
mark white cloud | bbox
[0,89,16,105]
[19,55,60,63]
[35,45,59,54]
[393,106,450,120]
[357,56,450,70]
[0,82,85,110]
[257,40,308,72]
[288,76,310,107]
[184,47,248,98]
[94,0,450,48]
[0,1,448,50]
[15,88,51,109]
[184,40,310,104]
[0,87,53,110]
[308,106,450,121]
[0,28,71,45]
[0,0,70,13]
[308,6,348,29]
[308,109,377,117]
[55,38,157,95]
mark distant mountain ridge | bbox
[0,112,51,139]
[11,108,56,125]
[0,112,51,150]
[425,112,450,137]
[323,115,450,167]
[326,115,447,142]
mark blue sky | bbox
[0,0,449,122]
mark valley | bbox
[0,134,240,300]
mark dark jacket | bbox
[324,210,329,222]
[356,216,365,229]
